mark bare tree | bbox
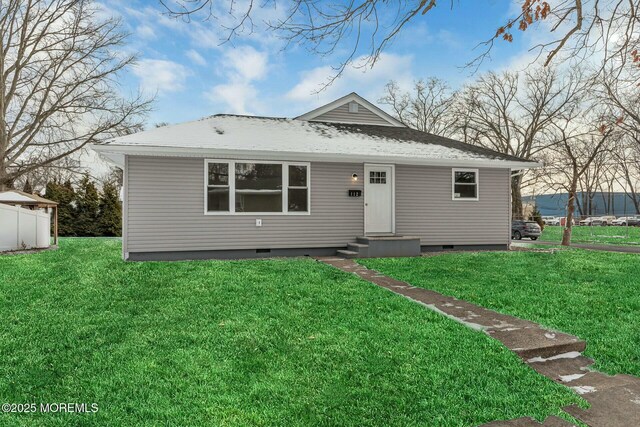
[611,131,640,213]
[161,1,640,80]
[598,64,640,212]
[378,79,455,136]
[542,101,614,245]
[602,66,640,143]
[576,149,611,215]
[12,156,84,193]
[596,160,619,214]
[451,66,584,217]
[96,166,123,189]
[476,0,640,72]
[0,0,151,191]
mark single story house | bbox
[92,93,539,261]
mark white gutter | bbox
[90,144,542,170]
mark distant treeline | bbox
[523,192,640,217]
[44,177,121,237]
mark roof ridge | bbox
[210,114,288,121]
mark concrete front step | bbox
[348,242,369,249]
[353,235,421,257]
[336,249,358,258]
[347,242,370,257]
[356,235,421,241]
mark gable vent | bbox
[348,102,359,113]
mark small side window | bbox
[452,169,478,200]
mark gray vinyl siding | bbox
[125,156,364,253]
[124,156,510,255]
[310,102,393,126]
[395,165,510,246]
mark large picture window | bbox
[205,160,310,214]
[452,168,479,201]
[235,163,283,212]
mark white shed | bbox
[0,190,58,252]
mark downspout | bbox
[508,169,514,247]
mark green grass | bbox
[0,239,582,426]
[541,225,640,246]
[359,250,640,377]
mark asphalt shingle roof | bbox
[97,114,536,166]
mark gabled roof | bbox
[0,190,58,206]
[295,92,405,127]
[92,114,539,170]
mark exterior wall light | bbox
[352,173,358,181]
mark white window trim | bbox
[452,168,479,201]
[204,159,311,215]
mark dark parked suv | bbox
[512,220,541,240]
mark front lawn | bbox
[360,249,640,377]
[0,239,581,426]
[541,225,640,246]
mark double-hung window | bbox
[287,165,308,212]
[205,160,310,214]
[452,168,479,201]
[206,162,230,211]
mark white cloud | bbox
[136,24,156,40]
[222,46,268,81]
[186,49,207,66]
[124,6,184,32]
[286,53,415,112]
[189,25,223,49]
[206,82,259,115]
[132,59,190,95]
[205,45,270,114]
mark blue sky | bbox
[101,0,535,127]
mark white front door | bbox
[364,164,394,235]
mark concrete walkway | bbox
[316,256,640,427]
[514,241,640,254]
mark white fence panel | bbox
[36,212,50,248]
[0,204,19,251]
[0,204,51,251]
[18,209,37,249]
